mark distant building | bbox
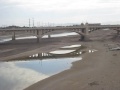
[87,23,101,26]
[5,25,20,29]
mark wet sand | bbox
[0,30,120,90]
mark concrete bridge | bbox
[0,23,120,42]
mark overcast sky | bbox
[0,0,120,26]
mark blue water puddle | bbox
[0,57,82,90]
[15,57,82,76]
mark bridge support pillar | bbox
[79,23,89,41]
[36,30,41,43]
[37,36,40,43]
[117,30,120,35]
[85,23,89,35]
[79,28,89,41]
[12,32,16,40]
[79,28,85,41]
[48,34,51,38]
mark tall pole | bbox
[29,18,30,27]
[33,18,34,27]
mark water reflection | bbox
[16,57,82,75]
[12,45,83,61]
[43,32,78,38]
[0,38,12,43]
[0,62,48,90]
[50,50,75,54]
[89,49,98,53]
[61,45,81,48]
[0,44,83,90]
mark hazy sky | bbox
[0,0,120,26]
